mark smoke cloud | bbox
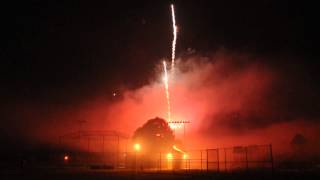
[103,51,320,155]
[3,50,320,158]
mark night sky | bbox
[1,0,319,151]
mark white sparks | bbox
[171,4,177,73]
[163,61,171,122]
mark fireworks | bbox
[163,61,171,122]
[171,4,177,73]
[163,4,181,129]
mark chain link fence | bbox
[125,144,273,172]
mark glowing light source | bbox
[134,143,141,152]
[64,155,69,161]
[183,154,188,159]
[167,153,173,160]
[169,123,183,129]
[171,4,177,72]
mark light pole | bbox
[134,143,140,172]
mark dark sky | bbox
[0,0,319,146]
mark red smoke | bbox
[10,51,320,159]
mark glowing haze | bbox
[162,61,171,122]
[3,3,319,161]
[6,50,320,160]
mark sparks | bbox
[173,145,188,159]
[163,61,171,122]
[173,145,186,154]
[171,4,177,73]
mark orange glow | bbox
[173,145,188,159]
[173,145,185,154]
[64,155,69,161]
[134,143,141,152]
[169,121,183,129]
[30,52,320,160]
[183,154,188,159]
[167,153,173,160]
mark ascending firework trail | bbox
[163,61,171,122]
[162,4,179,129]
[171,4,177,73]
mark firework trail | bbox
[163,61,171,122]
[162,4,177,128]
[171,4,177,73]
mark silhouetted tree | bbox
[132,117,174,153]
[291,133,307,159]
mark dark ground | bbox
[1,167,319,180]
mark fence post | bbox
[102,136,105,165]
[117,135,120,168]
[135,152,137,173]
[200,150,202,170]
[245,146,248,170]
[217,149,220,172]
[87,137,90,167]
[269,144,274,173]
[102,136,105,153]
[185,155,188,172]
[224,148,227,171]
[159,152,162,171]
[206,149,209,172]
